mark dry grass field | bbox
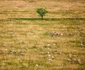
[0,0,85,70]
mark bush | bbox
[37,8,48,19]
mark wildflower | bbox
[47,44,50,47]
[40,52,44,55]
[48,54,51,57]
[67,58,71,62]
[47,52,50,54]
[58,64,61,66]
[35,64,39,67]
[52,56,55,59]
[48,58,52,61]
[10,50,16,54]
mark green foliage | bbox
[37,8,48,19]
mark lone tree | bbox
[37,8,48,19]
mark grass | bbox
[9,18,85,21]
[0,0,85,70]
[0,19,85,70]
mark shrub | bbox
[37,8,48,19]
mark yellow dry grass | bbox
[0,0,85,70]
[0,0,85,19]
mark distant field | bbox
[0,0,85,70]
[0,0,85,19]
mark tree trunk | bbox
[42,16,43,19]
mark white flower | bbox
[20,50,25,55]
[40,52,44,54]
[53,44,56,46]
[2,44,6,47]
[52,56,54,59]
[48,58,52,61]
[67,58,71,62]
[47,52,50,54]
[35,64,39,67]
[58,64,61,66]
[47,44,50,47]
[10,50,16,54]
[4,49,7,52]
[48,54,51,57]
[77,59,81,62]
[60,33,63,36]
[47,48,50,50]
[69,54,72,58]
[59,52,62,54]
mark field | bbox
[0,0,85,70]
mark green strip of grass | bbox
[9,18,85,21]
